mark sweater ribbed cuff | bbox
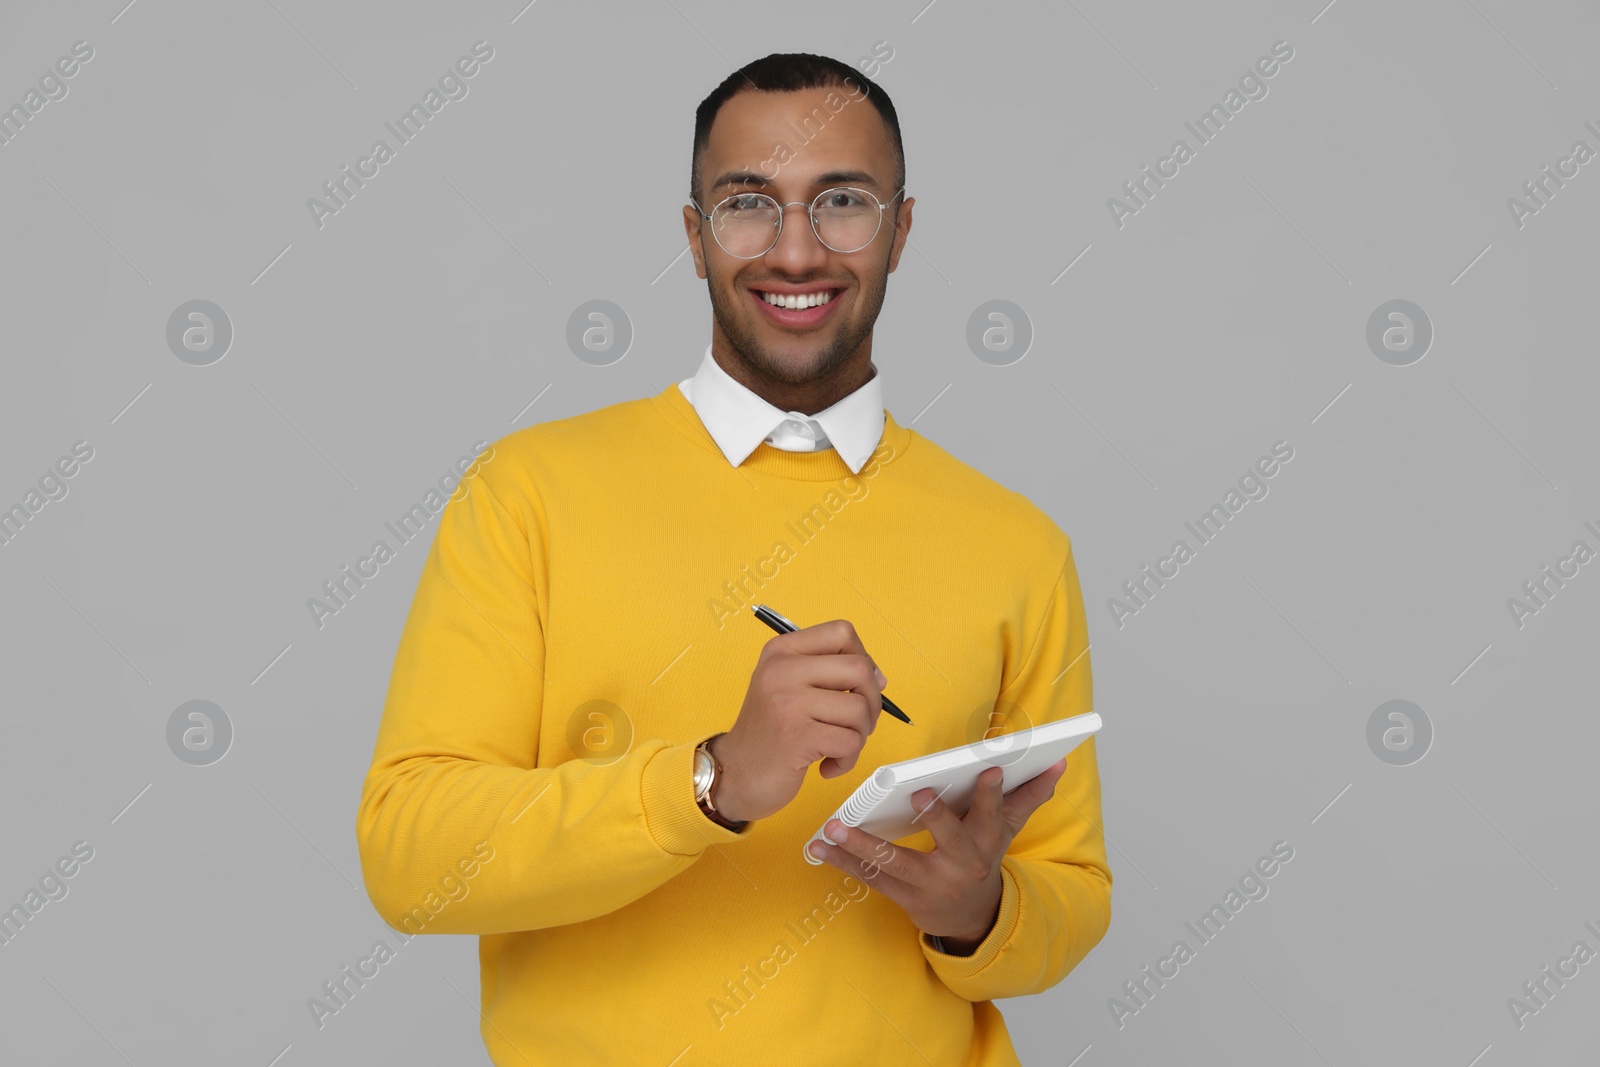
[642,733,749,856]
[921,861,1021,976]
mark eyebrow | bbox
[708,169,883,195]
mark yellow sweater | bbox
[356,381,1112,1066]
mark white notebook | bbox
[802,711,1103,865]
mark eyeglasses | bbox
[691,186,901,259]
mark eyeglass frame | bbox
[689,185,904,259]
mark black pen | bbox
[751,604,914,725]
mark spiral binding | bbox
[839,766,897,826]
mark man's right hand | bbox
[710,619,889,824]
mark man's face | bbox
[685,88,913,386]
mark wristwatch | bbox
[693,733,749,832]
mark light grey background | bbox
[2,0,1596,1064]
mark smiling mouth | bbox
[749,287,844,310]
[747,286,845,329]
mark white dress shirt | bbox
[677,344,886,474]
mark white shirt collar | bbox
[677,344,886,474]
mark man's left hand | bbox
[806,756,1069,954]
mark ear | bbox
[683,204,709,280]
[886,195,914,274]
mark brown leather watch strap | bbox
[697,735,748,832]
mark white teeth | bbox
[761,290,833,309]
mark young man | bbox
[356,52,1111,1066]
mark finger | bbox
[948,767,1015,857]
[778,653,884,718]
[802,689,875,738]
[999,757,1068,830]
[781,625,889,720]
[815,818,925,886]
[779,621,887,728]
[777,617,870,659]
[807,837,913,897]
[965,765,1007,826]
[908,784,976,860]
[811,718,869,779]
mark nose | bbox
[762,201,830,272]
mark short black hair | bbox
[689,52,905,208]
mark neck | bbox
[710,335,875,415]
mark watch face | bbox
[693,746,714,796]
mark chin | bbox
[760,341,837,379]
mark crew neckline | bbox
[652,378,912,482]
